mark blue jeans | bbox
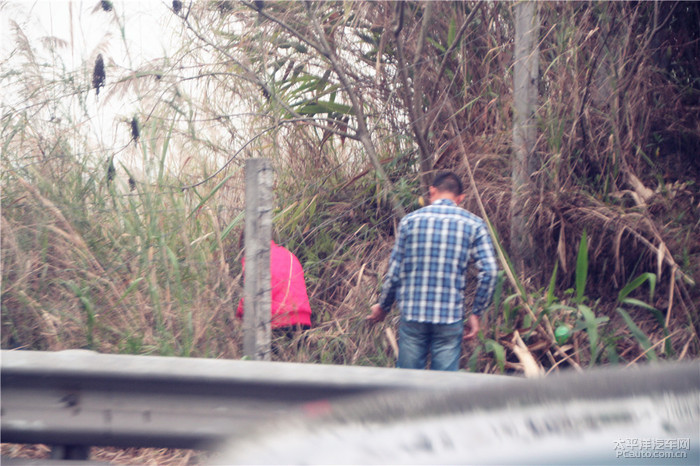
[397,318,464,371]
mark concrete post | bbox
[243,158,272,361]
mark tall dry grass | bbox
[1,0,698,376]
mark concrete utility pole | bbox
[511,0,540,274]
[243,158,272,361]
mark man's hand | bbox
[366,304,388,324]
[463,314,480,340]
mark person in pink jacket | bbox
[236,240,312,330]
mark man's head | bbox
[429,171,465,204]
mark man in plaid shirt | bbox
[367,171,498,371]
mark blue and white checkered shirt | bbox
[379,199,498,323]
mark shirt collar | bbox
[432,198,456,207]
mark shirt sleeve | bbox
[378,221,407,312]
[470,223,499,316]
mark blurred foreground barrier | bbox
[214,361,700,465]
[0,349,502,459]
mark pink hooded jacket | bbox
[236,241,312,328]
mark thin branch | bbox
[393,1,432,194]
[180,11,304,121]
[428,2,485,104]
[241,1,324,56]
[302,1,406,217]
[176,117,356,190]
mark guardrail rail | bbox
[0,349,503,460]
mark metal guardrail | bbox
[4,350,697,465]
[0,349,504,455]
[215,361,700,465]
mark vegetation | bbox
[2,0,698,374]
[3,1,698,463]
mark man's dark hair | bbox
[431,171,463,195]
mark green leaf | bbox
[447,15,456,48]
[484,339,506,373]
[158,118,175,183]
[606,343,620,365]
[356,31,379,45]
[453,95,481,115]
[297,103,326,115]
[188,172,235,218]
[485,218,527,299]
[315,69,332,93]
[467,344,483,372]
[298,100,352,116]
[288,77,322,96]
[621,298,658,312]
[546,262,558,307]
[492,271,505,316]
[575,230,588,303]
[544,304,577,313]
[617,308,658,361]
[278,42,308,53]
[617,272,656,303]
[578,304,599,364]
[116,277,145,305]
[314,100,352,115]
[221,210,245,241]
[621,298,665,326]
[427,37,446,53]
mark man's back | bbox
[380,199,497,324]
[370,170,499,370]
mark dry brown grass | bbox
[0,444,210,465]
